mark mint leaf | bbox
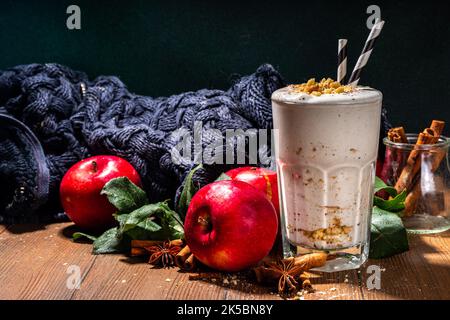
[121,201,184,240]
[374,176,397,197]
[369,207,409,259]
[121,203,164,233]
[86,178,184,255]
[215,172,231,182]
[101,177,148,214]
[114,213,129,226]
[153,201,185,240]
[92,227,124,254]
[176,164,203,220]
[125,225,161,240]
[136,219,162,233]
[373,190,407,214]
[72,232,97,242]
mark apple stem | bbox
[91,161,98,173]
[197,216,209,226]
[197,216,213,232]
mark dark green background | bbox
[0,0,449,134]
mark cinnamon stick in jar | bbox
[403,184,421,216]
[430,120,445,141]
[402,120,446,216]
[403,150,447,216]
[380,127,408,187]
[388,127,408,143]
[394,131,436,194]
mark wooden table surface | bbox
[0,222,449,300]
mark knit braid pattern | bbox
[0,63,284,221]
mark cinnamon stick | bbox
[388,127,408,143]
[175,245,197,271]
[290,252,328,269]
[394,131,435,194]
[430,120,445,141]
[130,247,148,257]
[175,245,191,264]
[403,183,421,216]
[130,239,184,257]
[402,120,445,215]
[380,127,408,190]
[182,254,197,271]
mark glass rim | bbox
[383,133,450,150]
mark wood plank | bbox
[1,222,449,300]
[303,270,363,300]
[71,255,278,300]
[70,254,207,300]
[181,271,278,300]
[0,222,97,300]
[70,251,359,300]
[217,269,363,300]
[361,231,450,300]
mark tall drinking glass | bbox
[272,86,382,271]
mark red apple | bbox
[225,167,279,214]
[60,155,141,231]
[184,180,278,272]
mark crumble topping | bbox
[288,78,354,96]
[299,217,352,244]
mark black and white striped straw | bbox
[347,19,385,87]
[337,39,348,83]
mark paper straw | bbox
[347,19,385,87]
[337,39,348,83]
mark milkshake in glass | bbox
[271,78,382,271]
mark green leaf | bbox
[85,177,185,254]
[153,201,185,240]
[215,172,231,182]
[374,176,397,197]
[137,218,162,233]
[369,207,409,259]
[101,177,148,214]
[121,203,164,233]
[121,201,184,240]
[373,190,407,214]
[125,226,159,240]
[92,227,124,254]
[176,164,203,220]
[72,232,97,242]
[114,213,129,226]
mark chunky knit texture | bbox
[0,63,285,222]
[0,63,391,223]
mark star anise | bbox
[254,253,327,297]
[253,258,306,295]
[266,259,305,294]
[144,240,182,268]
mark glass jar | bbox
[382,134,450,234]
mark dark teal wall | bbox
[0,0,449,134]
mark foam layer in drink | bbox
[272,86,382,250]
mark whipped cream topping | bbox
[271,86,382,105]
